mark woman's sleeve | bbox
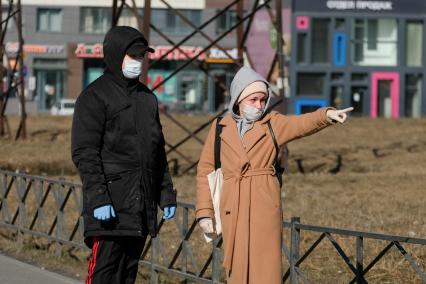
[195,119,218,220]
[270,107,334,146]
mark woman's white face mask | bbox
[241,104,264,121]
[122,57,143,79]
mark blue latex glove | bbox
[163,206,176,220]
[93,204,116,221]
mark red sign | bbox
[74,43,207,60]
[75,43,103,58]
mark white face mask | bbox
[122,57,143,79]
[241,104,264,121]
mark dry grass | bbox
[1,114,426,283]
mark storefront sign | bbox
[76,44,242,64]
[294,0,426,13]
[75,43,207,60]
[326,1,392,11]
[6,42,64,55]
[150,46,206,61]
[75,43,103,58]
[205,48,238,63]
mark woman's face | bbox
[238,92,268,114]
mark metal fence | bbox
[1,170,426,283]
[284,217,426,283]
[0,169,225,282]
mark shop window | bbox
[80,7,111,34]
[351,86,366,116]
[331,86,343,109]
[296,73,325,96]
[297,33,306,63]
[352,18,397,66]
[311,19,330,63]
[405,74,422,117]
[84,59,105,88]
[378,80,391,117]
[37,8,62,32]
[406,21,423,67]
[351,73,368,82]
[335,18,345,31]
[331,73,344,81]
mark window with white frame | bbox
[80,7,111,34]
[37,8,62,32]
[352,18,398,66]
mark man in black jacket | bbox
[71,26,177,284]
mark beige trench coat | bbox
[196,108,332,284]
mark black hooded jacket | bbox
[71,26,176,246]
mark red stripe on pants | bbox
[86,238,100,284]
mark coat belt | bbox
[222,166,276,274]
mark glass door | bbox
[35,70,64,111]
[371,72,400,118]
[378,80,391,117]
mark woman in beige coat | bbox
[196,66,352,283]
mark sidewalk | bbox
[0,253,82,284]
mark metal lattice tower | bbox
[111,0,286,175]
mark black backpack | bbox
[213,117,286,187]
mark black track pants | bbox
[85,236,147,284]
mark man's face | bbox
[122,54,144,69]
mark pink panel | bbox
[296,16,309,30]
[371,72,400,118]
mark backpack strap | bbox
[267,121,285,187]
[214,117,224,170]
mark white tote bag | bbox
[203,168,223,242]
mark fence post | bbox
[55,183,64,257]
[356,236,365,284]
[150,235,159,284]
[212,237,222,284]
[181,207,188,284]
[290,217,300,284]
[17,176,25,250]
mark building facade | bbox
[290,0,426,117]
[3,0,243,114]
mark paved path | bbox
[0,253,82,284]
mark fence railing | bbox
[283,217,426,284]
[1,170,426,283]
[0,169,224,283]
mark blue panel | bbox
[333,32,347,66]
[295,99,327,115]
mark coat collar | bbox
[218,112,273,157]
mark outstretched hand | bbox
[326,107,354,124]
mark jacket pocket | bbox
[106,172,140,214]
[259,185,280,209]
